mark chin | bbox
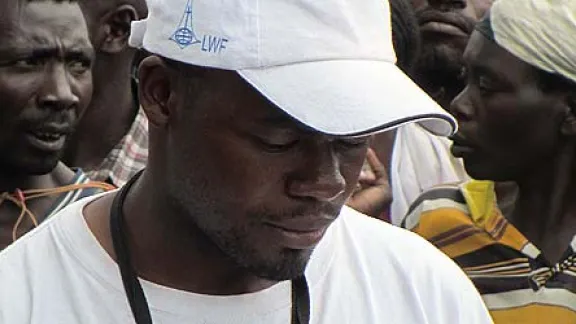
[422,34,468,52]
[421,43,463,71]
[413,42,465,94]
[259,249,313,281]
[3,157,61,176]
[231,245,314,282]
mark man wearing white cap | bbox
[0,0,492,323]
[404,0,576,322]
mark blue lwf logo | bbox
[201,35,228,54]
[170,0,229,54]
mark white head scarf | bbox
[490,0,576,83]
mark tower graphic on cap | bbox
[170,0,201,49]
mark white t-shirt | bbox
[390,123,469,225]
[0,194,492,323]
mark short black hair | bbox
[160,56,212,101]
[389,0,421,74]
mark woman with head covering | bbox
[403,0,576,322]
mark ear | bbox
[560,94,576,136]
[138,56,172,128]
[99,5,139,54]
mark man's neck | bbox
[84,170,277,296]
[64,62,137,172]
[508,144,576,261]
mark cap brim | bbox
[237,60,456,137]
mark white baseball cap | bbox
[129,0,457,136]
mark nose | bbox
[37,63,79,111]
[287,145,347,202]
[428,0,467,11]
[450,86,474,123]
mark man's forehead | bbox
[237,101,347,138]
[215,76,312,132]
[232,93,296,126]
[464,32,520,82]
[20,2,86,29]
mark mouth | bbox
[417,11,474,38]
[264,218,334,250]
[25,125,72,152]
[420,21,469,37]
[449,133,477,158]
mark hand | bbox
[346,148,392,219]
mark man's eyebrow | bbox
[64,47,95,59]
[0,45,56,58]
[28,47,60,57]
[6,32,92,49]
[0,43,94,59]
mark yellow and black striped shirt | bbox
[402,180,576,324]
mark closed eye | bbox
[13,56,46,68]
[254,136,299,153]
[336,137,370,148]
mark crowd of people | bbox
[0,0,574,323]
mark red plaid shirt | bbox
[87,109,149,187]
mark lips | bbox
[31,131,64,141]
[417,10,475,38]
[420,21,468,37]
[449,133,477,158]
[264,217,335,250]
[24,124,72,152]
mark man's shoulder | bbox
[0,194,118,322]
[400,183,473,231]
[399,180,505,267]
[0,201,76,307]
[0,194,101,266]
[50,169,114,216]
[336,207,492,323]
[338,206,420,243]
[337,206,464,266]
